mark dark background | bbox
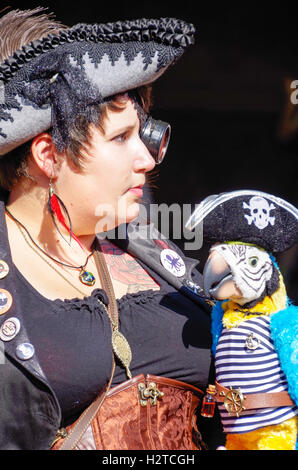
[7,1,298,300]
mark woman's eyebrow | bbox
[105,123,136,139]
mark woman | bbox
[0,8,222,450]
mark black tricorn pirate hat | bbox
[185,190,298,253]
[0,17,195,156]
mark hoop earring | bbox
[48,180,83,248]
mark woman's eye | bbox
[113,132,128,143]
[248,256,259,267]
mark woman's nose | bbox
[133,138,156,172]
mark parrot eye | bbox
[248,256,259,267]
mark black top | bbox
[15,259,212,426]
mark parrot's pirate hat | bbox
[0,14,195,156]
[185,190,298,253]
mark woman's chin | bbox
[124,202,140,224]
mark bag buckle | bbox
[138,382,164,406]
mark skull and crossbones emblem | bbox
[243,196,276,230]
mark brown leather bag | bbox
[52,373,204,450]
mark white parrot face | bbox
[204,243,274,305]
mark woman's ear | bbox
[30,133,59,178]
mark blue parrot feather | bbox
[211,300,225,357]
[271,302,298,407]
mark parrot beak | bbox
[203,250,242,300]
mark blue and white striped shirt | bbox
[215,315,298,434]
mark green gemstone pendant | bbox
[79,269,96,286]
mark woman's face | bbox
[55,98,155,235]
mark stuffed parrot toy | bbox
[186,190,298,450]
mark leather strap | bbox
[94,248,119,327]
[57,362,115,450]
[57,245,118,450]
[215,381,294,410]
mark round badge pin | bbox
[16,342,35,361]
[0,289,13,315]
[0,260,9,279]
[0,317,20,342]
[160,249,186,277]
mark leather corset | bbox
[52,374,205,450]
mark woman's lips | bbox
[128,185,143,197]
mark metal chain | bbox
[15,220,88,297]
